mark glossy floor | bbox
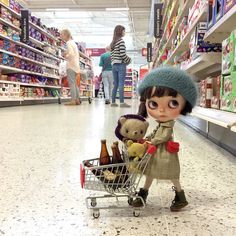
[0,99,236,236]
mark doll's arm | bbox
[150,127,172,145]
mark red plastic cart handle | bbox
[80,164,85,188]
[147,144,157,155]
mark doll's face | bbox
[146,93,186,122]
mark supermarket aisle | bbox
[0,100,236,236]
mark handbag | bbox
[76,73,81,86]
[99,56,111,82]
[165,141,180,153]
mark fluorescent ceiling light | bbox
[46,8,70,11]
[106,7,129,11]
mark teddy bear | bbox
[126,140,148,162]
[125,140,148,173]
[115,114,149,144]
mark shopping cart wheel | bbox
[93,210,100,219]
[127,197,133,205]
[91,198,97,207]
[133,210,140,217]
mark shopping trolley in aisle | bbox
[80,145,156,218]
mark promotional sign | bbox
[147,43,152,62]
[142,48,147,56]
[154,3,163,38]
[86,48,106,57]
[20,10,29,43]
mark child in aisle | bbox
[132,66,197,211]
[94,76,100,98]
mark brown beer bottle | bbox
[99,139,111,165]
[111,144,123,164]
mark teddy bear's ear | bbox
[126,140,133,147]
[119,117,127,125]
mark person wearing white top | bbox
[61,29,81,105]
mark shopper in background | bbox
[94,75,100,98]
[132,67,197,211]
[60,29,81,106]
[110,25,131,108]
[99,46,113,104]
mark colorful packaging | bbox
[224,0,236,13]
[220,72,236,112]
[222,31,236,75]
[211,75,221,109]
[214,0,225,22]
[200,77,213,108]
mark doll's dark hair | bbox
[138,86,193,118]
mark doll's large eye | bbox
[126,129,129,133]
[169,100,179,109]
[140,130,143,134]
[148,100,158,110]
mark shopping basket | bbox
[80,144,156,218]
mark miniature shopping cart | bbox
[80,145,156,218]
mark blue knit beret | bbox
[138,67,198,107]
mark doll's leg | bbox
[132,176,153,207]
[170,179,188,211]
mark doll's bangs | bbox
[148,86,178,98]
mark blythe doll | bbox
[132,67,197,211]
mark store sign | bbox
[154,3,163,38]
[86,48,106,57]
[147,43,152,62]
[20,10,29,43]
[142,48,147,56]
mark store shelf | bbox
[204,5,236,43]
[0,80,60,88]
[0,2,20,18]
[23,97,58,101]
[0,34,60,62]
[29,22,59,42]
[0,64,60,80]
[0,49,59,70]
[156,0,195,65]
[190,106,236,132]
[0,18,20,31]
[79,51,91,61]
[181,52,222,78]
[0,98,23,101]
[166,5,208,64]
[161,0,171,29]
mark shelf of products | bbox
[181,52,222,78]
[204,4,236,43]
[152,0,236,154]
[191,106,236,132]
[0,0,62,106]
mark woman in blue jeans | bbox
[110,25,131,107]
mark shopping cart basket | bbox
[80,144,156,218]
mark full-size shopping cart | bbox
[80,145,156,218]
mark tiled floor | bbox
[0,99,236,236]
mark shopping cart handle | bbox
[147,144,157,155]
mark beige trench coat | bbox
[144,120,180,180]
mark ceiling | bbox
[19,0,152,66]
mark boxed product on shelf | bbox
[214,0,225,22]
[207,0,215,28]
[220,72,236,112]
[189,22,222,59]
[222,30,236,75]
[224,0,236,13]
[0,0,10,6]
[0,82,19,98]
[200,77,213,108]
[211,75,221,109]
